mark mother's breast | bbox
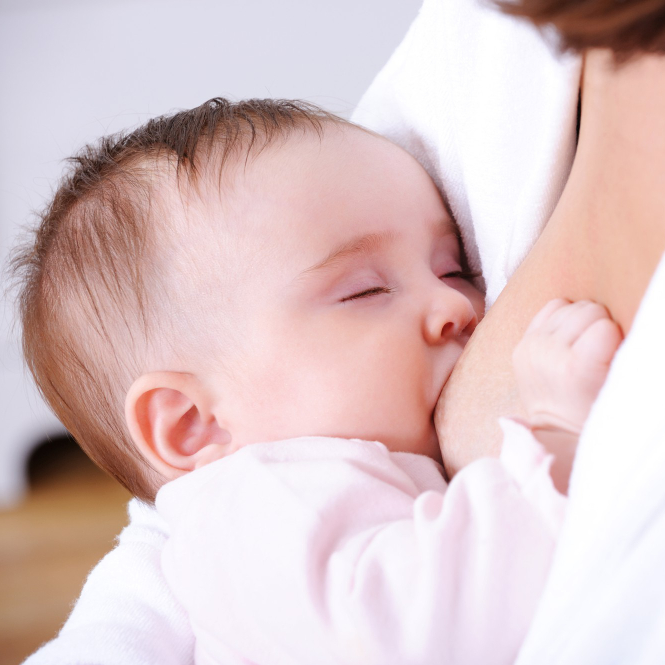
[437,49,665,478]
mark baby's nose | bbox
[423,285,478,345]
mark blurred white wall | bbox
[0,0,421,505]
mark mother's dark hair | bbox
[497,0,665,56]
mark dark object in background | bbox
[27,434,86,487]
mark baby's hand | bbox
[513,299,623,435]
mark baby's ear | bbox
[125,372,232,481]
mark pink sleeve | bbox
[158,431,565,665]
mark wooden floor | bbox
[0,437,131,665]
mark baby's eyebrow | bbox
[299,231,397,277]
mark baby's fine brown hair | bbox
[12,98,342,503]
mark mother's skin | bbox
[438,49,665,481]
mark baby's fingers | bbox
[524,298,570,334]
[546,300,611,346]
[572,317,623,368]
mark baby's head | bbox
[14,98,484,502]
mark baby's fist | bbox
[513,299,623,434]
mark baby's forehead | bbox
[157,125,329,211]
[154,122,452,273]
[152,128,332,243]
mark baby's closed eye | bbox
[439,269,480,281]
[341,286,396,302]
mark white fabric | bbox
[352,0,581,305]
[24,499,193,665]
[156,427,564,665]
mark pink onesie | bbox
[156,419,565,665]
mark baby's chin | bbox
[401,419,443,464]
[365,419,442,464]
[426,421,444,465]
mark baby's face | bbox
[196,126,484,462]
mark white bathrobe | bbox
[24,1,665,663]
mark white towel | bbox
[352,0,581,305]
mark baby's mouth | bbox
[434,362,457,404]
[435,378,447,402]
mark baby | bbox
[15,98,620,665]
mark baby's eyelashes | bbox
[340,286,396,302]
[439,270,481,282]
[339,268,481,303]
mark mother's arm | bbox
[437,49,665,478]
